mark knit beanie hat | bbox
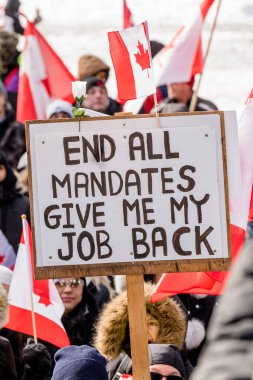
[78,54,110,81]
[46,99,72,119]
[52,345,108,380]
[148,344,186,378]
[85,76,107,93]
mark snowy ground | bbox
[1,0,253,110]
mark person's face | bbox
[168,83,192,104]
[149,364,182,379]
[84,86,109,112]
[146,314,160,343]
[54,278,84,314]
[50,112,71,119]
[0,164,7,182]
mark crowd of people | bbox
[0,1,252,380]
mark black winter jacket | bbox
[0,155,30,253]
[0,103,26,169]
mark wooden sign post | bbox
[127,274,150,380]
[26,111,236,380]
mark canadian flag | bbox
[17,21,75,123]
[151,95,253,301]
[124,0,215,113]
[5,217,70,348]
[0,230,16,269]
[123,0,134,29]
[108,21,156,101]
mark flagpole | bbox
[189,0,222,112]
[153,93,161,128]
[21,215,38,344]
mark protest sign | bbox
[26,112,233,279]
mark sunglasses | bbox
[150,373,184,380]
[54,279,84,289]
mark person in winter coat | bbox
[54,277,98,346]
[0,80,25,168]
[4,0,42,35]
[83,76,122,115]
[0,283,17,379]
[78,54,110,84]
[78,54,122,114]
[93,283,187,380]
[191,242,253,380]
[0,30,20,114]
[153,76,218,114]
[0,152,30,253]
[178,293,218,367]
[115,343,186,380]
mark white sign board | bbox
[27,113,232,278]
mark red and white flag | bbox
[153,0,214,86]
[124,0,215,113]
[0,230,16,269]
[17,21,75,123]
[123,0,134,29]
[108,21,156,101]
[5,218,70,348]
[151,97,253,301]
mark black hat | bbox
[85,76,107,93]
[148,344,186,377]
[150,40,165,58]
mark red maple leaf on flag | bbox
[38,295,52,307]
[134,41,151,73]
[35,281,52,307]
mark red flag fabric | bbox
[124,0,215,113]
[5,218,70,348]
[108,21,156,100]
[17,21,75,123]
[151,100,253,301]
[123,0,134,29]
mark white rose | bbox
[72,81,87,101]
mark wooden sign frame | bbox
[25,111,231,280]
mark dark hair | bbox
[61,278,98,346]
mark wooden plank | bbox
[26,111,232,280]
[219,112,232,262]
[126,274,150,380]
[35,258,231,279]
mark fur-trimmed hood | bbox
[0,284,8,328]
[94,283,186,360]
[78,54,110,81]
